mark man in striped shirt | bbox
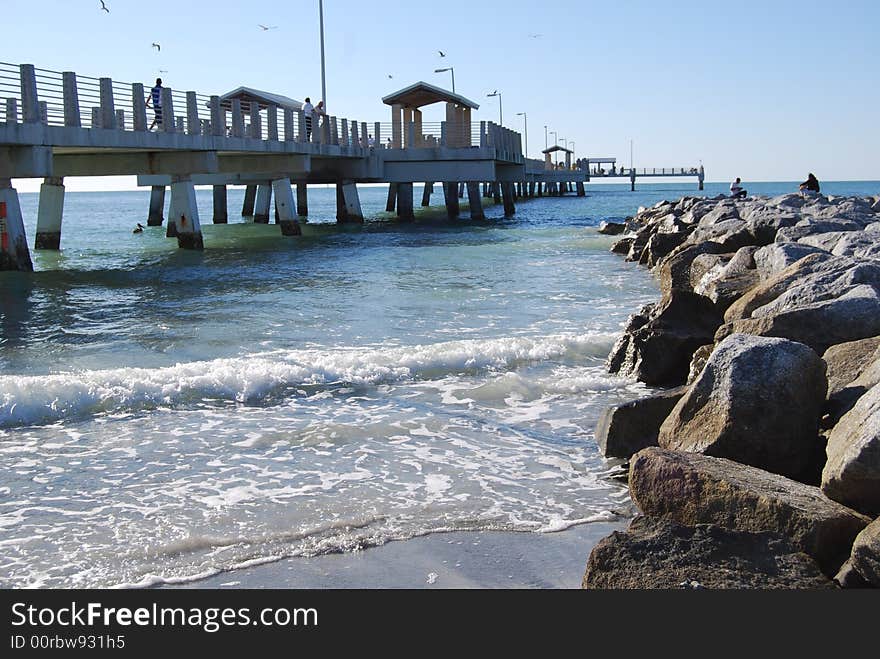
[146,78,163,131]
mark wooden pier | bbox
[0,63,701,271]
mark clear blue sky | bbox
[3,0,879,191]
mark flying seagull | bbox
[100,1,110,12]
[438,50,445,57]
[387,74,393,79]
[529,33,543,38]
[258,24,278,31]
[152,43,161,51]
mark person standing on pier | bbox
[730,177,747,198]
[303,97,314,140]
[146,78,163,131]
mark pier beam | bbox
[443,182,460,220]
[422,182,433,207]
[576,181,585,197]
[254,184,272,223]
[336,181,364,224]
[386,183,397,213]
[0,181,34,271]
[501,182,516,217]
[296,183,308,217]
[35,177,65,250]
[147,185,165,226]
[466,182,485,221]
[397,182,414,222]
[242,185,257,217]
[272,179,301,236]
[212,185,228,224]
[169,177,204,250]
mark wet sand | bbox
[166,521,628,589]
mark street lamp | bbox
[434,67,455,93]
[516,112,527,159]
[319,0,327,111]
[550,130,557,166]
[544,125,548,150]
[487,90,502,126]
[570,141,575,169]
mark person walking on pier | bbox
[302,97,314,140]
[146,78,163,131]
[730,177,747,198]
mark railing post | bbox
[63,72,81,128]
[232,99,244,137]
[210,96,223,136]
[160,87,175,132]
[374,121,381,148]
[296,110,306,143]
[283,108,294,141]
[91,107,100,129]
[267,105,278,141]
[115,109,125,129]
[39,101,48,125]
[407,120,415,149]
[132,82,146,131]
[186,91,199,135]
[249,101,261,139]
[361,122,368,149]
[440,121,447,147]
[340,118,348,147]
[327,116,337,145]
[6,98,18,124]
[99,77,116,129]
[351,121,359,149]
[20,64,40,124]
[480,121,487,148]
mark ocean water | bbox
[1,179,877,588]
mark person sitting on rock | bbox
[730,177,747,198]
[799,173,821,196]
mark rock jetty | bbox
[586,192,880,589]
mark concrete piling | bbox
[212,185,228,224]
[501,182,516,217]
[254,184,272,223]
[422,182,433,207]
[242,185,257,217]
[493,182,501,204]
[35,177,65,249]
[148,185,166,226]
[336,181,364,223]
[386,183,398,213]
[466,182,485,221]
[272,179,301,235]
[576,181,585,197]
[443,182,460,220]
[396,182,414,221]
[169,177,204,250]
[296,183,308,217]
[0,181,34,271]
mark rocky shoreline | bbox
[584,192,880,589]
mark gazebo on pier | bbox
[542,145,574,170]
[382,81,480,149]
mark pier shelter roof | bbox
[542,145,573,155]
[218,87,303,112]
[382,82,479,110]
[587,157,617,164]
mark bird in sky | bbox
[258,24,278,31]
[100,1,110,12]
[158,69,168,74]
[387,74,393,79]
[529,33,543,38]
[152,43,161,51]
[438,50,445,57]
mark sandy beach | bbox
[163,521,627,589]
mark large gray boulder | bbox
[658,334,827,482]
[753,243,829,280]
[850,518,880,586]
[595,388,686,459]
[606,290,723,387]
[823,337,880,397]
[822,383,880,515]
[657,242,728,300]
[582,516,834,589]
[628,448,869,575]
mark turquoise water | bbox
[1,180,877,587]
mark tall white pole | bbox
[451,68,455,94]
[319,0,327,111]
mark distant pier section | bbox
[0,62,702,271]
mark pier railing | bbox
[0,62,375,152]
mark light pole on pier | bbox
[487,90,502,126]
[516,112,527,159]
[434,67,455,93]
[319,0,327,111]
[570,141,575,169]
[544,125,548,151]
[550,130,557,166]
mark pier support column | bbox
[698,166,705,191]
[576,181,585,197]
[0,181,34,271]
[630,170,636,192]
[537,182,543,197]
[529,182,535,197]
[397,182,414,222]
[458,182,465,199]
[212,185,228,224]
[336,181,364,224]
[386,183,398,213]
[296,183,309,218]
[242,184,257,217]
[169,177,204,250]
[272,179,301,236]
[443,182,460,220]
[35,177,65,250]
[501,182,516,217]
[493,182,501,204]
[422,182,433,207]
[254,184,272,223]
[466,182,485,221]
[147,185,165,226]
